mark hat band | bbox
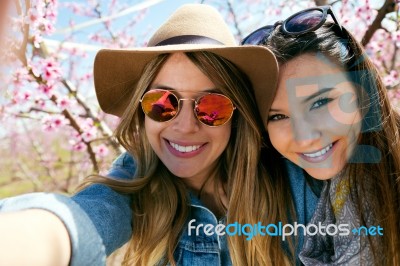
[154,35,224,46]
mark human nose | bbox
[290,117,321,147]
[171,99,200,133]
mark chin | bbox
[167,167,195,179]
[305,167,344,180]
[167,169,186,178]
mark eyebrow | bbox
[149,85,173,91]
[269,108,281,113]
[301,87,334,103]
[269,87,334,113]
[150,85,220,93]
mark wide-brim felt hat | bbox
[94,4,278,119]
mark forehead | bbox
[151,53,216,93]
[275,54,350,99]
[280,53,346,79]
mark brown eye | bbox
[268,114,288,121]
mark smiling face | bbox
[267,54,362,180]
[145,53,232,190]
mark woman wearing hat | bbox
[83,3,299,265]
[0,4,311,266]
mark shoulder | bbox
[107,152,136,180]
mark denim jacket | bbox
[0,152,319,265]
[171,196,231,265]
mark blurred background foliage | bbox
[0,0,398,202]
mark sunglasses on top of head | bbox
[140,89,236,127]
[241,5,342,45]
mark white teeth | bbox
[303,143,333,158]
[169,141,201,153]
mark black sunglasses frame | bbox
[241,5,342,45]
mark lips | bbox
[298,141,337,163]
[169,141,201,153]
[165,139,206,158]
[302,143,333,158]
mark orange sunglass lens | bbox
[196,94,234,126]
[141,90,179,122]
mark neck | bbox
[182,161,219,192]
[189,176,228,219]
[181,162,228,217]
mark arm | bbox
[71,152,135,255]
[0,152,136,265]
[0,209,70,266]
[0,192,105,266]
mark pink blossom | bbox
[79,118,98,142]
[45,7,58,22]
[40,58,62,83]
[89,33,101,42]
[393,31,400,48]
[22,92,31,101]
[57,97,71,109]
[12,92,26,105]
[391,70,399,80]
[42,20,56,35]
[62,2,95,17]
[34,98,47,109]
[13,67,32,87]
[42,114,69,132]
[81,129,96,142]
[72,142,86,152]
[26,8,42,24]
[70,3,82,14]
[94,144,109,158]
[39,84,54,96]
[79,73,92,82]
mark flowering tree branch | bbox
[362,0,397,46]
[226,0,242,37]
[13,0,30,66]
[2,0,399,198]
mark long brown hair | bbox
[82,51,293,265]
[264,23,400,265]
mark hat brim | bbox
[94,44,278,121]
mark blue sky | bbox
[46,0,388,84]
[54,0,207,45]
[52,0,386,51]
[52,0,287,49]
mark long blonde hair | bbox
[83,51,293,265]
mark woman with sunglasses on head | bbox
[243,5,400,265]
[0,4,313,265]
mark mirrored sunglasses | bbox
[140,89,236,127]
[241,5,342,45]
